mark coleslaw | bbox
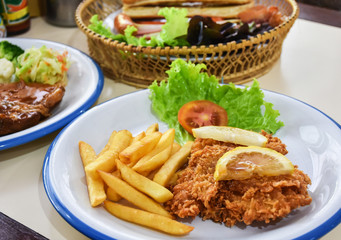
[15,45,70,86]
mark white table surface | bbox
[0,16,340,240]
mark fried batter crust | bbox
[165,134,312,226]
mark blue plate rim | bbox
[0,38,104,151]
[43,88,341,240]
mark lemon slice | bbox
[192,126,267,147]
[214,146,294,181]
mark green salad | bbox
[0,40,70,85]
[148,59,284,145]
[89,7,190,47]
[16,45,70,85]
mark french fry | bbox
[79,141,106,207]
[98,170,173,218]
[79,141,97,166]
[108,130,133,153]
[85,130,132,176]
[133,128,175,169]
[145,123,159,135]
[168,169,185,187]
[131,131,146,145]
[97,130,117,157]
[116,160,173,203]
[83,130,132,206]
[133,145,172,173]
[153,141,193,187]
[106,187,121,202]
[106,170,122,202]
[119,131,162,165]
[86,174,107,207]
[86,151,117,177]
[171,142,181,154]
[127,131,147,167]
[112,169,121,179]
[104,201,194,235]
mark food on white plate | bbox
[104,200,194,235]
[78,124,194,235]
[0,41,71,136]
[0,40,24,83]
[132,128,176,172]
[99,170,173,218]
[0,40,24,67]
[0,80,65,136]
[89,3,285,47]
[149,60,311,226]
[119,131,162,165]
[116,160,174,203]
[149,59,284,145]
[214,145,294,181]
[77,59,310,234]
[165,126,312,226]
[0,58,14,83]
[178,100,228,135]
[152,140,193,187]
[16,45,70,86]
[77,54,311,231]
[192,126,268,147]
[122,0,255,19]
[84,130,132,207]
[79,122,311,234]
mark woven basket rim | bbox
[75,0,299,54]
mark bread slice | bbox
[122,0,252,7]
[123,1,254,18]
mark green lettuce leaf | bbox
[88,8,189,47]
[148,59,284,145]
[124,26,149,46]
[88,15,125,41]
[155,7,190,47]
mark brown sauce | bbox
[0,80,65,135]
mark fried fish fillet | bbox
[165,132,312,226]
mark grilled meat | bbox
[0,80,65,136]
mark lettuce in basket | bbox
[148,59,284,145]
[150,7,189,47]
[88,15,126,41]
[88,7,189,47]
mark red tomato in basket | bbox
[178,100,228,134]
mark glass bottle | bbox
[0,0,30,36]
[0,15,6,37]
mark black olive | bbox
[186,16,274,46]
[187,16,205,45]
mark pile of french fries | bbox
[78,123,194,235]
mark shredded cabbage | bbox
[16,45,70,85]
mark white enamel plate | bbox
[0,38,104,150]
[43,89,341,240]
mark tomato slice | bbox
[178,100,228,134]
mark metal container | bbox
[45,0,82,27]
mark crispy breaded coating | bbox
[165,135,312,226]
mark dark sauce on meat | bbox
[0,80,65,136]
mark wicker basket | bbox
[75,0,299,88]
